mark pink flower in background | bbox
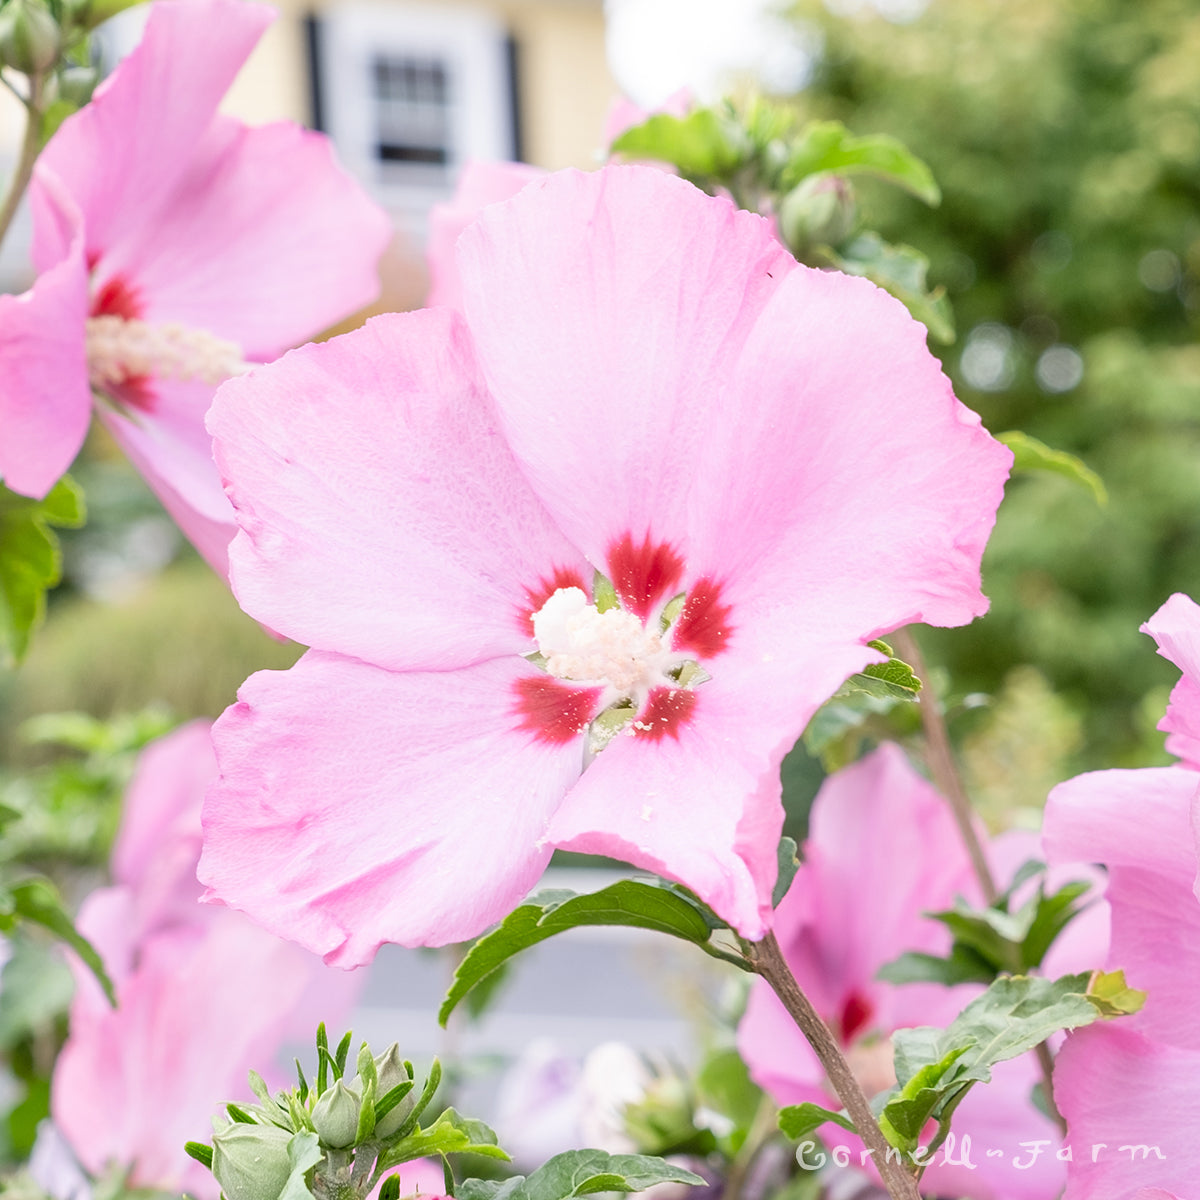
[1044,595,1200,1200]
[426,161,546,311]
[738,744,1098,1200]
[53,722,361,1197]
[6,0,391,574]
[199,164,1009,966]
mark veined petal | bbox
[1054,1026,1200,1200]
[0,192,90,498]
[1045,766,1200,1052]
[100,378,235,576]
[209,309,589,670]
[199,651,586,965]
[459,166,794,570]
[459,165,1007,647]
[32,0,273,274]
[1142,592,1200,769]
[113,115,390,359]
[427,160,545,311]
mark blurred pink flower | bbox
[199,164,1009,966]
[53,721,361,1197]
[6,0,390,575]
[1045,723,1200,1197]
[1141,591,1200,770]
[738,743,1090,1200]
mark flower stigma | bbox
[86,315,250,391]
[529,583,711,756]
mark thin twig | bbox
[890,627,997,902]
[890,626,1067,1136]
[749,932,921,1200]
[0,71,44,250]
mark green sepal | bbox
[998,430,1107,507]
[772,836,800,908]
[378,1177,401,1200]
[184,1142,214,1170]
[377,1108,508,1173]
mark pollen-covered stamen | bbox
[533,586,671,697]
[85,315,251,390]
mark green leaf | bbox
[0,477,85,666]
[778,1103,856,1141]
[772,836,800,908]
[781,121,941,205]
[862,641,922,694]
[459,1150,703,1200]
[998,431,1107,507]
[610,109,748,180]
[878,972,1116,1154]
[827,234,955,344]
[440,880,739,1025]
[696,1048,763,1147]
[0,936,74,1050]
[877,944,998,987]
[379,1108,508,1172]
[1086,968,1146,1017]
[4,877,114,1005]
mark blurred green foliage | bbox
[791,0,1200,767]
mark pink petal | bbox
[32,0,273,276]
[110,719,215,929]
[460,166,1008,651]
[99,379,235,576]
[54,912,331,1197]
[1054,1025,1200,1200]
[1142,592,1200,768]
[111,114,391,359]
[0,191,90,498]
[199,650,587,965]
[426,160,545,311]
[209,309,589,671]
[1045,766,1200,1052]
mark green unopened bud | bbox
[60,0,90,28]
[371,1043,415,1138]
[778,174,857,256]
[211,1122,294,1200]
[0,0,61,74]
[311,1078,361,1148]
[56,64,97,105]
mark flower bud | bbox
[371,1043,415,1138]
[211,1121,294,1200]
[56,64,97,106]
[311,1079,361,1149]
[0,0,61,74]
[778,175,857,256]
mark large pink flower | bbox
[1044,595,1200,1200]
[53,722,361,1196]
[738,744,1095,1200]
[199,164,1010,966]
[8,0,391,574]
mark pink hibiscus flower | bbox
[4,0,391,574]
[1044,593,1200,1200]
[199,164,1010,967]
[738,743,1101,1200]
[53,721,361,1196]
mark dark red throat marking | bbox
[633,687,697,742]
[90,274,144,320]
[840,991,874,1046]
[607,533,684,622]
[514,676,600,745]
[671,577,733,658]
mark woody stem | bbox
[749,932,922,1200]
[0,72,44,250]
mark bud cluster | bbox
[186,1027,507,1200]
